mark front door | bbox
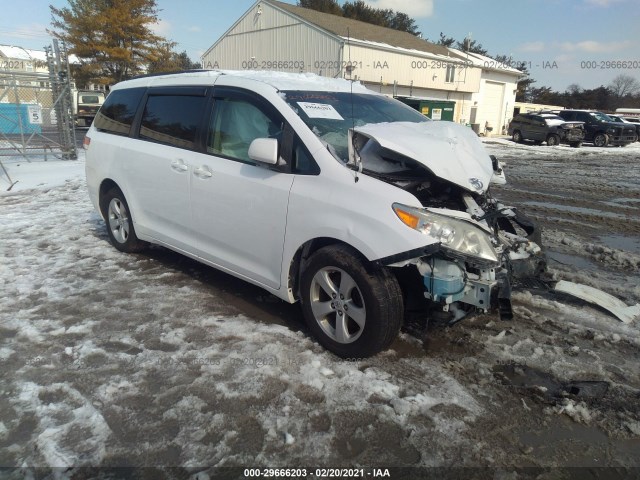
[190,88,294,289]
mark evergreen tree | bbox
[342,1,388,26]
[49,0,165,86]
[434,32,455,47]
[300,0,421,35]
[456,38,488,55]
[147,42,201,74]
[298,0,342,15]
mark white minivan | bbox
[85,70,546,357]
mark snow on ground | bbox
[0,152,86,195]
[482,136,640,160]
[0,163,481,468]
[1,139,640,470]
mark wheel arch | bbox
[287,237,371,302]
[98,178,122,218]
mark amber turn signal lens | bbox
[393,206,419,229]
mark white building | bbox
[0,44,104,91]
[202,0,524,135]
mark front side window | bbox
[590,112,613,122]
[208,97,283,163]
[139,95,207,150]
[94,88,145,135]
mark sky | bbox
[1,0,638,91]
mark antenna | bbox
[347,28,359,183]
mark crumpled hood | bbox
[350,121,494,193]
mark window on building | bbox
[208,96,283,164]
[94,88,145,136]
[446,64,456,83]
[139,95,207,150]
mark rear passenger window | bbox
[94,88,145,136]
[139,95,207,150]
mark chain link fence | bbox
[0,41,77,190]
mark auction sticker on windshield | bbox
[297,102,344,120]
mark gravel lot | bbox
[1,140,639,474]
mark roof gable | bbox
[266,0,456,58]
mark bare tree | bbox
[609,74,640,99]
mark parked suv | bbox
[508,113,584,147]
[608,114,640,142]
[557,110,636,146]
[85,71,546,358]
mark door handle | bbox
[171,159,189,172]
[194,166,213,179]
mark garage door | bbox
[482,81,505,134]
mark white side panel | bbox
[346,45,481,94]
[202,3,341,73]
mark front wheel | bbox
[546,134,559,146]
[512,130,523,143]
[300,245,403,358]
[593,133,608,147]
[569,141,582,148]
[101,187,147,253]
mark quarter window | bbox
[208,97,283,163]
[94,88,145,136]
[139,95,207,150]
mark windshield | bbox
[590,112,614,122]
[282,91,429,162]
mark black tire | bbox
[512,130,523,143]
[101,187,146,253]
[300,245,403,358]
[569,141,582,148]
[546,134,559,146]
[593,133,608,147]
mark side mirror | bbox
[248,138,279,165]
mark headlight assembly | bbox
[392,203,499,264]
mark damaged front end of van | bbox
[349,121,637,325]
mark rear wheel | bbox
[546,134,559,146]
[594,133,608,147]
[101,187,146,253]
[512,130,523,143]
[300,245,403,358]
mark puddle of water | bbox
[518,420,640,468]
[524,201,627,220]
[547,250,598,271]
[598,234,640,255]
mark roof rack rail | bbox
[130,69,217,80]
